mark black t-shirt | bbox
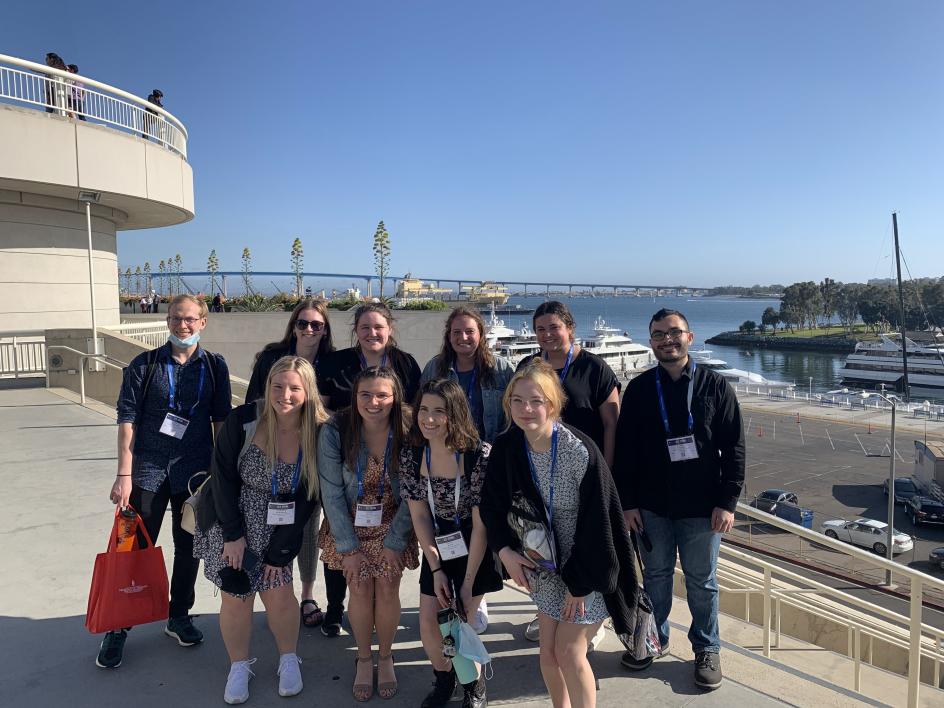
[318,347,422,411]
[517,349,618,452]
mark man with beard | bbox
[613,309,744,691]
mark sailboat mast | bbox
[893,212,910,403]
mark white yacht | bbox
[483,304,517,350]
[689,348,794,388]
[840,334,944,391]
[580,317,655,377]
[492,322,542,364]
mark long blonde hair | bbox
[259,356,329,500]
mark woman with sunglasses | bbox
[245,297,335,629]
[194,356,329,704]
[318,302,422,412]
[400,378,501,707]
[420,305,515,444]
[479,361,637,708]
[318,367,418,701]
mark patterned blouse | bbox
[399,443,491,524]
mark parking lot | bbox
[733,405,944,599]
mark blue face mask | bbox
[455,620,491,666]
[168,332,201,347]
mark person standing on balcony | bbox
[97,294,232,669]
[43,52,67,113]
[143,89,163,141]
[613,308,745,691]
[66,64,86,120]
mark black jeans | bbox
[130,479,199,619]
[323,564,347,616]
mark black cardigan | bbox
[196,402,320,567]
[479,423,639,636]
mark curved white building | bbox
[0,54,194,331]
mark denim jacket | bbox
[317,415,415,554]
[420,354,515,444]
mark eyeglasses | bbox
[649,328,690,341]
[295,319,325,332]
[168,316,201,326]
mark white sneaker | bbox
[524,615,540,642]
[587,624,606,654]
[224,658,257,705]
[278,653,303,697]
[470,599,489,634]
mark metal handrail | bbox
[45,346,126,407]
[733,503,940,705]
[0,330,46,378]
[0,53,188,157]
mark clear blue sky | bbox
[5,1,943,288]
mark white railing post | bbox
[11,336,18,379]
[854,627,861,691]
[908,576,922,707]
[763,568,771,657]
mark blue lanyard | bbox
[355,429,393,501]
[272,448,303,498]
[453,364,477,410]
[358,349,388,370]
[655,361,696,435]
[525,422,559,538]
[424,446,462,533]
[166,359,205,416]
[544,343,574,383]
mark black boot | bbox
[421,667,456,708]
[461,673,487,708]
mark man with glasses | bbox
[613,308,744,690]
[97,295,232,669]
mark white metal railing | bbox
[730,503,944,706]
[733,383,944,420]
[0,53,187,157]
[45,346,126,406]
[0,330,46,378]
[105,321,170,349]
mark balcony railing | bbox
[0,53,187,158]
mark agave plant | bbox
[232,293,283,312]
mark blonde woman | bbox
[194,356,329,704]
[479,361,638,708]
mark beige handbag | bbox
[181,472,210,535]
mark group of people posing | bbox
[103,294,745,708]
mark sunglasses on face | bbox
[295,319,325,332]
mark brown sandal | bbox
[300,599,324,627]
[377,653,398,700]
[353,656,374,702]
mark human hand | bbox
[342,552,366,587]
[561,591,586,623]
[498,547,536,592]
[623,508,643,533]
[222,537,248,570]
[432,568,452,609]
[110,476,132,507]
[382,547,404,577]
[261,564,285,585]
[711,507,734,534]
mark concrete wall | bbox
[0,198,120,330]
[0,104,196,333]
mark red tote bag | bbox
[85,507,170,634]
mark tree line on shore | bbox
[738,277,944,335]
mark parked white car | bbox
[820,518,913,555]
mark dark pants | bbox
[130,479,199,619]
[323,564,347,616]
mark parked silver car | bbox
[820,518,913,555]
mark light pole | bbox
[862,391,897,585]
[78,191,102,368]
[809,377,813,401]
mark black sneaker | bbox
[321,607,342,638]
[164,616,204,646]
[96,630,127,668]
[694,651,722,690]
[620,644,667,671]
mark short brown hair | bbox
[168,294,209,319]
[502,359,568,426]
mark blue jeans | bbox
[639,511,721,654]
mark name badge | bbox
[667,435,699,462]
[159,412,190,439]
[267,501,295,525]
[354,503,383,527]
[434,531,468,560]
